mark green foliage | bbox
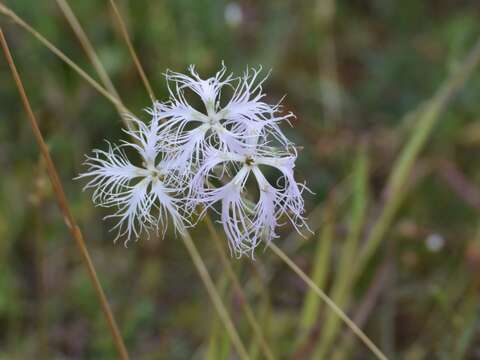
[1,0,480,358]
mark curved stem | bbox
[109,0,155,102]
[0,3,129,119]
[180,230,250,360]
[269,243,388,360]
[205,217,275,360]
[0,29,129,360]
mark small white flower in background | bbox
[79,64,309,257]
[425,233,444,252]
[224,2,243,28]
[78,114,187,244]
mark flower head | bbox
[78,114,187,244]
[78,64,309,257]
[191,137,308,257]
[155,64,294,179]
[150,64,309,257]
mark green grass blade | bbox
[312,146,369,359]
[297,201,335,341]
[206,274,232,360]
[356,37,480,275]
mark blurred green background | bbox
[2,0,480,359]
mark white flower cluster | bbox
[79,64,309,257]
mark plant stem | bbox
[0,29,129,360]
[0,3,126,113]
[269,243,388,360]
[54,0,128,127]
[180,230,250,360]
[55,0,120,100]
[105,5,258,357]
[205,216,275,360]
[311,146,368,358]
[109,0,155,102]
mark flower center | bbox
[207,111,222,126]
[245,156,255,166]
[149,169,165,181]
[208,117,218,126]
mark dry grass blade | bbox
[312,146,369,358]
[180,231,250,360]
[0,2,128,117]
[269,243,388,360]
[53,0,133,131]
[54,0,122,103]
[0,29,129,360]
[205,217,275,360]
[206,274,232,359]
[331,260,391,360]
[109,0,155,101]
[297,201,334,340]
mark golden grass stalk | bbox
[327,36,480,359]
[297,200,334,340]
[205,217,275,360]
[206,273,232,359]
[312,147,369,358]
[55,0,120,100]
[0,29,130,360]
[180,230,250,360]
[109,0,155,102]
[0,2,130,125]
[53,0,134,127]
[269,243,388,360]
